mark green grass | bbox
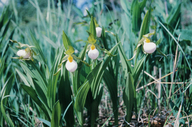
[0,0,192,126]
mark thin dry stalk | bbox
[174,102,182,126]
[158,68,162,109]
[136,71,175,91]
[168,45,179,100]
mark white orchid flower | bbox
[143,38,156,54]
[17,48,31,59]
[55,46,90,75]
[65,55,78,72]
[88,44,99,60]
[96,27,102,38]
[87,33,100,60]
[10,40,35,61]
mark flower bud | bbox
[65,60,78,72]
[143,39,156,54]
[17,49,31,59]
[96,27,102,37]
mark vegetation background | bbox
[0,0,192,126]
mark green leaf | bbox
[28,31,46,64]
[90,86,103,127]
[1,74,15,127]
[139,9,151,40]
[156,48,167,58]
[0,7,10,32]
[101,27,108,49]
[175,30,192,42]
[3,74,14,105]
[37,118,51,127]
[19,61,48,105]
[117,41,133,74]
[47,47,64,109]
[62,31,72,50]
[21,84,51,119]
[91,43,119,99]
[51,101,61,127]
[103,70,118,125]
[103,71,117,102]
[123,72,135,122]
[167,3,181,28]
[132,55,147,83]
[159,21,192,72]
[1,95,15,127]
[72,5,83,17]
[15,68,30,87]
[74,61,102,112]
[73,43,88,95]
[120,0,131,17]
[89,16,96,38]
[58,67,74,127]
[75,81,90,111]
[131,0,141,33]
[1,19,11,38]
[86,9,92,18]
[139,0,147,9]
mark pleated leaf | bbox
[73,43,88,96]
[19,61,48,106]
[89,16,96,38]
[131,0,141,33]
[47,48,64,109]
[139,9,151,40]
[62,31,72,51]
[132,55,148,82]
[91,43,119,99]
[103,70,118,125]
[167,3,181,28]
[74,81,90,111]
[123,72,135,122]
[51,101,61,127]
[58,67,74,127]
[131,0,147,33]
[21,84,51,119]
[117,41,133,74]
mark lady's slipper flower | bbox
[55,45,90,75]
[17,48,31,59]
[96,27,102,37]
[143,38,156,54]
[10,40,35,60]
[65,55,77,72]
[88,44,99,60]
[63,47,78,72]
[56,46,81,73]
[87,34,99,60]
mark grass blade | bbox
[159,21,192,72]
[1,95,15,127]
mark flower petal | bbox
[17,49,31,58]
[96,27,102,37]
[65,60,78,72]
[88,48,99,59]
[143,42,156,54]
